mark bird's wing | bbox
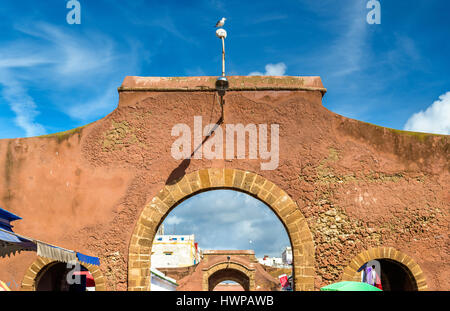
[215,20,221,27]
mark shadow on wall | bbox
[166,93,224,186]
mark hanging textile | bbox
[0,228,37,258]
[76,252,100,266]
[36,241,77,264]
[1,206,99,266]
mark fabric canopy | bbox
[0,207,100,266]
[36,241,77,264]
[0,237,37,258]
[0,207,37,258]
[76,252,100,266]
[320,281,382,291]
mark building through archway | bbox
[207,266,251,291]
[129,169,315,291]
[150,189,293,290]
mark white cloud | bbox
[165,215,184,226]
[0,70,46,137]
[15,22,117,77]
[0,22,143,137]
[161,190,291,257]
[248,62,287,76]
[65,86,118,121]
[404,92,450,135]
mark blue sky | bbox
[160,190,291,258]
[1,1,449,257]
[0,0,449,138]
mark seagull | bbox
[215,17,226,28]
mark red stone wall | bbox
[0,76,448,290]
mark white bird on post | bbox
[215,17,226,28]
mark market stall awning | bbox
[0,207,37,257]
[0,207,100,266]
[320,281,382,291]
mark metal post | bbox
[222,37,225,77]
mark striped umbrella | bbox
[0,280,11,291]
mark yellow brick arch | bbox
[21,256,107,291]
[128,168,315,291]
[341,247,428,291]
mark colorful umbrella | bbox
[320,281,382,291]
[0,280,11,291]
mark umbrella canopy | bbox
[0,280,11,291]
[320,281,382,291]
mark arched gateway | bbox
[203,261,255,291]
[341,247,428,291]
[21,256,106,291]
[128,168,315,291]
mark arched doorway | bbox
[341,247,427,291]
[374,259,417,291]
[21,256,106,291]
[128,168,315,291]
[203,262,255,291]
[34,262,92,291]
[208,270,250,291]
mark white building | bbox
[150,268,178,291]
[282,247,292,265]
[258,247,293,268]
[151,234,201,268]
[258,256,284,267]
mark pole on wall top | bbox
[215,19,229,97]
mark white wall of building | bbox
[258,247,293,268]
[282,247,293,265]
[150,268,178,291]
[258,257,284,267]
[151,234,200,268]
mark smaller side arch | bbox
[341,247,428,291]
[202,261,256,291]
[21,256,107,291]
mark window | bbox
[164,252,173,256]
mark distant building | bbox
[282,247,292,265]
[258,255,284,267]
[258,247,293,268]
[156,224,165,235]
[151,234,201,268]
[150,268,178,291]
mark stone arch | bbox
[341,247,427,291]
[128,168,315,291]
[202,261,255,291]
[21,256,107,291]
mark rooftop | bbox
[203,250,255,255]
[119,76,327,95]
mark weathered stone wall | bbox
[0,76,447,291]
